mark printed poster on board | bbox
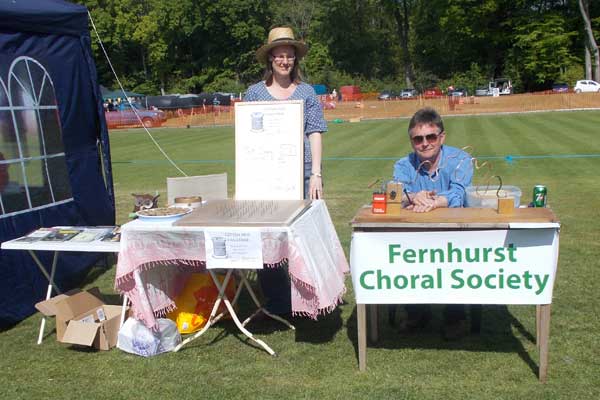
[234,100,304,200]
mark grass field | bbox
[2,110,600,399]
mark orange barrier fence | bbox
[108,93,600,130]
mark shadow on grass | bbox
[346,304,539,378]
[193,303,343,343]
[0,322,18,333]
[170,286,345,354]
[78,254,116,288]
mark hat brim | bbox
[256,40,308,64]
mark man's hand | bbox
[405,190,448,213]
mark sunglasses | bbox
[411,132,443,145]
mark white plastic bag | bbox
[117,318,181,357]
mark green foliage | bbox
[79,0,598,95]
[438,63,490,95]
[412,69,441,93]
[509,13,578,89]
[131,81,161,96]
[305,0,400,79]
[203,71,247,94]
[560,63,585,86]
[303,41,334,84]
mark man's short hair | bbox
[408,107,444,134]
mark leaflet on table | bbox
[204,228,263,269]
[16,226,120,243]
[69,227,118,242]
[41,228,84,242]
[14,228,54,242]
[100,226,121,242]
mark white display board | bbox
[351,228,559,305]
[235,100,304,200]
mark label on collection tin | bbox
[372,193,387,214]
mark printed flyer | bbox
[204,228,263,269]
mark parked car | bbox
[552,83,569,93]
[475,86,489,96]
[574,80,600,93]
[400,88,417,98]
[377,90,397,100]
[489,78,513,95]
[105,102,167,128]
[450,88,468,97]
[423,87,443,99]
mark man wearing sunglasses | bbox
[392,107,474,339]
[394,107,473,213]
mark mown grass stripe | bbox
[110,153,600,166]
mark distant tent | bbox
[0,0,114,327]
[144,95,177,109]
[311,84,327,95]
[146,93,231,110]
[171,95,204,109]
[211,93,231,106]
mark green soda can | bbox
[532,185,547,207]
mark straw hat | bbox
[255,27,308,64]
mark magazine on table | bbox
[40,228,83,242]
[70,227,117,242]
[15,226,120,243]
[100,226,121,242]
[14,228,54,242]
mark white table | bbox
[116,200,348,355]
[120,218,292,355]
[1,232,120,344]
[350,206,560,382]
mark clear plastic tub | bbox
[465,185,521,208]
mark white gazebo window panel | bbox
[1,77,25,215]
[1,56,72,217]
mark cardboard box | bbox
[35,287,123,350]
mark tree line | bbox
[78,0,599,96]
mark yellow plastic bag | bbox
[168,273,236,334]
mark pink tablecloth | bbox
[115,200,349,330]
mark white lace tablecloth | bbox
[115,200,349,330]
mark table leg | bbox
[368,304,378,343]
[29,250,61,294]
[536,304,541,349]
[220,288,276,356]
[33,251,59,345]
[119,295,129,328]
[213,270,276,355]
[174,270,278,356]
[538,304,551,383]
[357,303,367,371]
[239,271,295,330]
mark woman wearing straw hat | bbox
[245,26,327,317]
[245,26,326,200]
